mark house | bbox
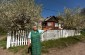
[42,16,63,30]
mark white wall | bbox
[41,30,80,41]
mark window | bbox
[47,22,52,26]
[55,23,58,27]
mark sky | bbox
[35,0,85,18]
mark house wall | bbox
[42,21,62,30]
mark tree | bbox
[81,8,85,15]
[0,0,42,31]
[59,7,85,30]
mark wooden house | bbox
[42,16,63,30]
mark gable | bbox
[44,16,59,22]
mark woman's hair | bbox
[32,25,37,29]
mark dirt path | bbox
[43,42,85,55]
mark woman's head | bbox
[32,25,37,31]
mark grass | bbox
[0,38,6,49]
[0,32,85,54]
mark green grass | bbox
[0,33,85,54]
[0,38,6,49]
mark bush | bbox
[81,29,85,35]
[0,27,7,35]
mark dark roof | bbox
[44,16,59,22]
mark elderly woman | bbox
[28,25,48,55]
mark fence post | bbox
[6,32,11,49]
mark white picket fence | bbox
[6,30,80,49]
[6,30,28,49]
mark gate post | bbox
[6,32,11,49]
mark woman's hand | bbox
[48,28,52,30]
[28,39,31,48]
[43,28,52,33]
